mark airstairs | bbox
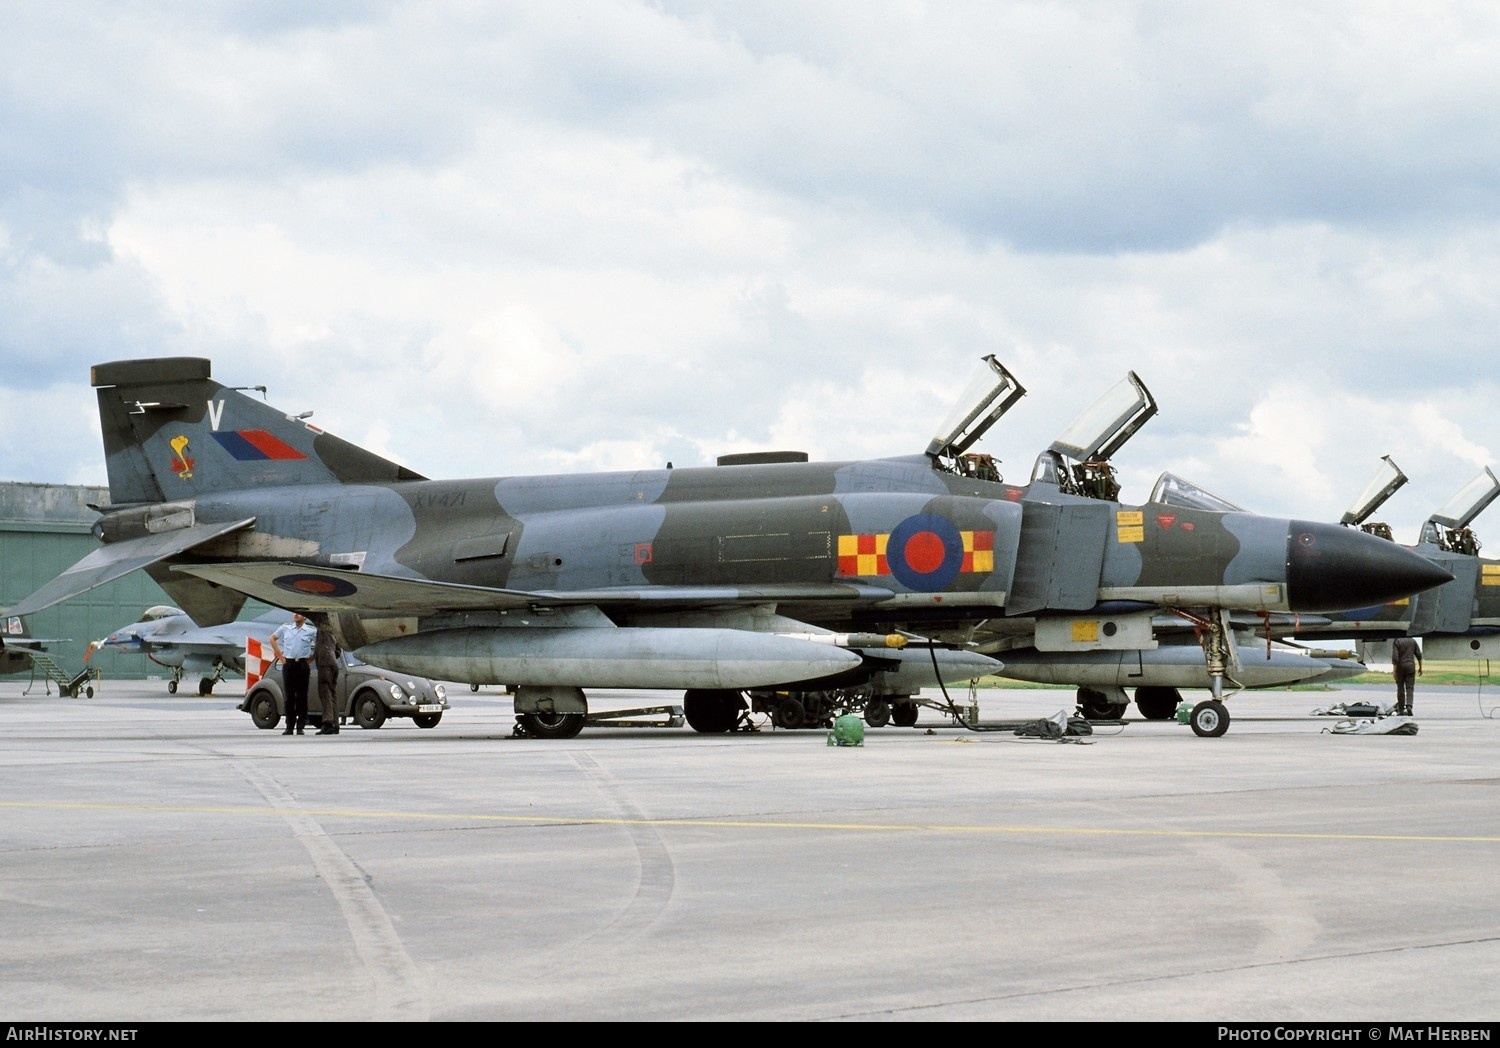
[23,650,97,698]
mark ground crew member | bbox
[1392,635,1422,717]
[313,613,341,735]
[269,612,317,735]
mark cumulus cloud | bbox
[1,0,1497,542]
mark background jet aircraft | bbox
[977,376,1377,724]
[89,605,293,695]
[4,356,1449,739]
[1273,463,1500,664]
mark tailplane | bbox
[92,357,425,506]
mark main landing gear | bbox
[167,666,228,696]
[744,687,920,731]
[1076,687,1128,721]
[682,689,745,734]
[1134,686,1181,721]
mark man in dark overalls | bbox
[1391,636,1422,717]
[313,613,342,735]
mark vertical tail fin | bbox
[91,357,425,506]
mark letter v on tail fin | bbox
[92,357,425,506]
[4,359,430,621]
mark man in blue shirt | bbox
[269,611,318,735]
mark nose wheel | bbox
[1189,699,1229,738]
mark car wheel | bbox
[413,712,442,729]
[249,691,280,730]
[354,691,388,730]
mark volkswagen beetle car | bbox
[239,651,449,730]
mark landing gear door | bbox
[1006,501,1110,615]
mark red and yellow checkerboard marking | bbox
[838,532,889,576]
[838,530,994,576]
[961,530,994,572]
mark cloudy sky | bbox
[4,1,1498,543]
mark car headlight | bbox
[386,683,405,702]
[434,683,446,701]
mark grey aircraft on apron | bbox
[4,356,1451,738]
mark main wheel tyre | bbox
[773,696,807,729]
[864,698,891,728]
[470,683,480,692]
[198,677,215,697]
[518,711,584,739]
[683,689,743,734]
[1077,687,1125,720]
[413,712,442,729]
[1189,699,1230,738]
[353,692,388,730]
[891,701,919,727]
[168,680,178,694]
[1135,686,1181,721]
[249,691,280,730]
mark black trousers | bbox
[1394,663,1416,714]
[284,660,311,729]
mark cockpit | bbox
[1420,467,1500,554]
[138,605,185,622]
[926,356,1160,505]
[1029,370,1156,502]
[1149,472,1243,512]
[925,354,1026,482]
[1336,455,1408,540]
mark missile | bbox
[853,644,1003,691]
[357,626,864,690]
[997,644,1348,690]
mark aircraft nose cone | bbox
[1285,521,1452,612]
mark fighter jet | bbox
[1276,462,1500,663]
[88,604,293,695]
[3,356,1450,739]
[978,376,1374,723]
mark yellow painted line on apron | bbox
[3,799,1497,843]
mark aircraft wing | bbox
[174,562,896,615]
[0,635,68,653]
[3,518,257,618]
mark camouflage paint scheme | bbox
[5,357,1451,738]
